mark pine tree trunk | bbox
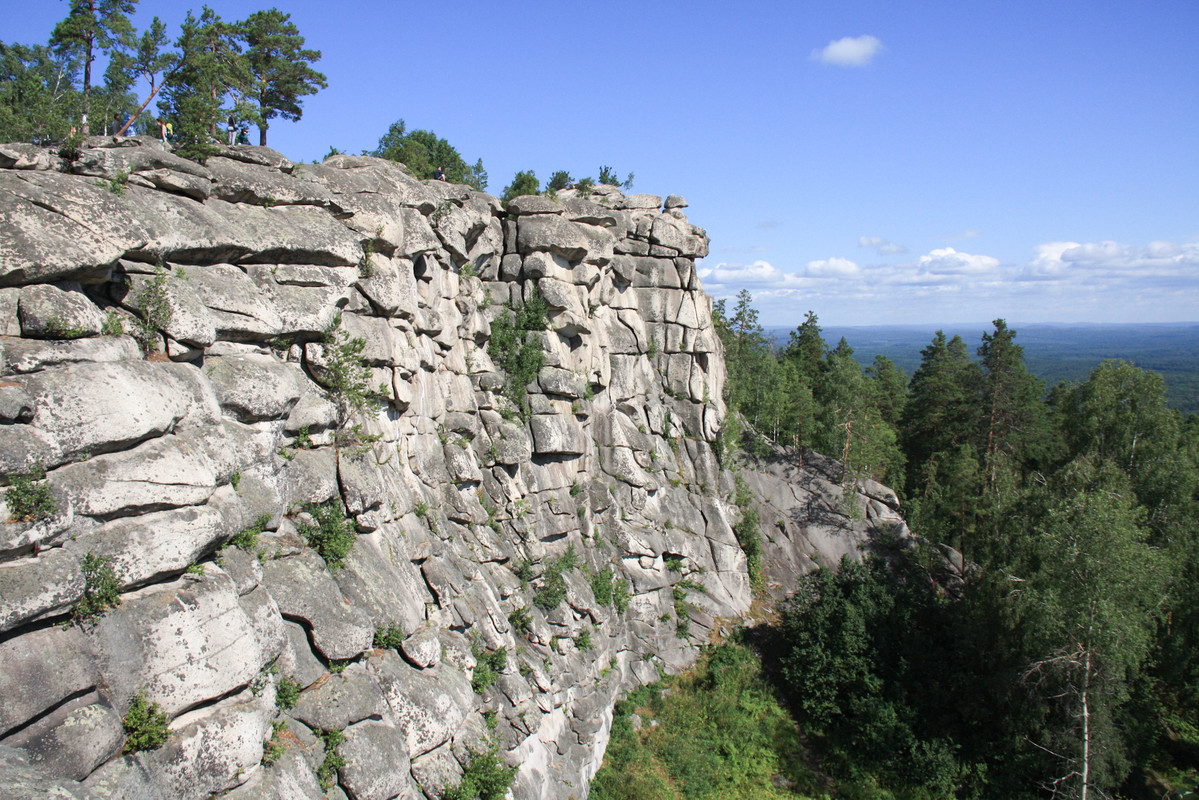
[81,21,94,135]
[1080,648,1092,800]
[117,80,166,136]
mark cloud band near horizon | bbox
[698,239,1199,325]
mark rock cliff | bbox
[0,137,909,800]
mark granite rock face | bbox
[0,137,909,800]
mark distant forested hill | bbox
[766,323,1199,416]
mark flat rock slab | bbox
[0,625,98,737]
[12,360,215,468]
[87,569,264,715]
[54,428,229,519]
[0,745,98,800]
[4,694,123,781]
[339,719,416,800]
[204,355,305,423]
[0,546,83,631]
[289,663,387,732]
[261,548,374,661]
[139,691,269,800]
[370,651,472,759]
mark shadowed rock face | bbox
[0,137,910,800]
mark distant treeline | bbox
[765,322,1199,416]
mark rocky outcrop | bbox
[0,137,910,800]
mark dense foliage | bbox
[591,641,817,800]
[372,118,486,190]
[1,2,325,153]
[709,292,1199,799]
[487,287,549,419]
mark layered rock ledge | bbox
[0,137,909,800]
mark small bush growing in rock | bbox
[292,425,315,450]
[316,311,383,430]
[101,308,125,336]
[131,265,173,355]
[663,553,684,573]
[576,628,594,651]
[97,169,130,197]
[275,676,302,710]
[442,745,517,800]
[358,238,375,278]
[261,721,288,765]
[373,623,405,650]
[512,559,534,590]
[6,465,56,523]
[487,288,549,419]
[72,553,122,624]
[298,499,356,568]
[316,728,346,790]
[591,567,615,606]
[533,546,579,611]
[508,606,532,637]
[471,646,507,694]
[43,316,88,340]
[732,475,763,586]
[122,689,170,753]
[229,514,271,551]
[612,578,631,614]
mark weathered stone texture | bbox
[0,139,903,800]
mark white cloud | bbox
[811,35,883,67]
[698,238,1199,326]
[806,257,861,278]
[698,260,808,290]
[1030,239,1199,282]
[916,247,1000,276]
[858,235,908,255]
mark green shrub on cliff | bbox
[372,119,486,190]
[6,464,56,523]
[499,170,539,206]
[487,287,549,419]
[315,311,382,430]
[72,553,122,624]
[298,499,355,568]
[443,745,517,800]
[122,689,170,753]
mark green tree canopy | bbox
[0,42,80,142]
[1016,459,1170,799]
[500,169,539,205]
[239,8,326,146]
[158,6,246,161]
[50,0,136,134]
[372,119,486,190]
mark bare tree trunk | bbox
[1080,649,1091,800]
[116,82,165,136]
[81,24,94,135]
[259,124,267,147]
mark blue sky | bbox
[6,0,1197,326]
